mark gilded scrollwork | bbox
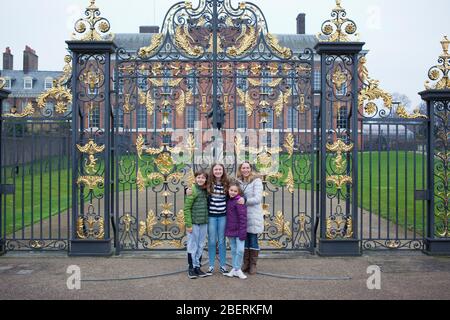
[76,205,105,239]
[72,0,113,41]
[425,36,450,90]
[318,0,359,42]
[138,33,164,58]
[3,102,35,118]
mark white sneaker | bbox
[234,269,247,279]
[225,269,236,278]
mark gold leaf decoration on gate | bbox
[36,82,72,114]
[72,0,113,41]
[77,176,103,190]
[397,105,428,119]
[425,36,450,90]
[326,215,352,239]
[331,66,348,91]
[138,90,155,115]
[0,77,6,89]
[326,175,353,190]
[3,103,35,118]
[284,133,295,159]
[174,25,203,57]
[265,33,293,59]
[317,0,359,42]
[285,169,295,194]
[77,139,105,155]
[138,33,164,58]
[137,169,146,192]
[227,25,258,57]
[326,139,353,172]
[358,56,393,115]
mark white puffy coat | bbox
[239,178,264,234]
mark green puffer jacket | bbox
[184,184,208,228]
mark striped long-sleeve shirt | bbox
[208,183,227,217]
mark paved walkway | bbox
[0,251,449,300]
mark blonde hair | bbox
[237,161,259,183]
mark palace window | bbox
[237,106,247,129]
[44,77,53,90]
[24,77,33,90]
[137,106,148,129]
[186,106,196,128]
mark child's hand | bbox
[237,198,245,205]
[186,188,193,196]
[187,227,193,234]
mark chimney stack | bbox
[23,45,38,73]
[296,13,306,35]
[139,26,160,34]
[3,47,13,70]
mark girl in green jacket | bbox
[184,170,209,279]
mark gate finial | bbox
[72,0,113,41]
[425,36,450,90]
[318,0,359,42]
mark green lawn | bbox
[2,151,429,236]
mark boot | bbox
[249,250,259,275]
[242,249,250,273]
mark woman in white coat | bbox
[236,162,264,275]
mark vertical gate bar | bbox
[413,136,417,238]
[40,122,43,240]
[360,118,363,242]
[114,57,120,254]
[212,0,218,129]
[387,124,390,239]
[404,125,408,239]
[12,122,16,239]
[395,124,399,239]
[104,51,111,241]
[310,58,316,252]
[378,123,381,239]
[320,54,327,241]
[71,51,79,252]
[21,126,25,239]
[31,121,35,240]
[49,123,52,240]
[0,93,3,254]
[58,133,61,240]
[427,100,435,241]
[369,124,373,240]
[351,52,359,245]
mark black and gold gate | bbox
[113,0,316,252]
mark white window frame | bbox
[3,77,11,90]
[24,77,33,90]
[237,106,247,129]
[44,77,53,90]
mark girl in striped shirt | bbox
[206,163,230,275]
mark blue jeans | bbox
[245,233,260,250]
[208,216,227,269]
[229,237,245,270]
[187,224,208,268]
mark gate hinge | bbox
[0,184,15,195]
[414,190,430,201]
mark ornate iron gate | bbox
[0,61,72,251]
[113,0,316,252]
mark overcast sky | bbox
[0,0,448,108]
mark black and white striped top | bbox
[208,184,227,217]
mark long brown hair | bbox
[207,163,230,194]
[237,161,260,183]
